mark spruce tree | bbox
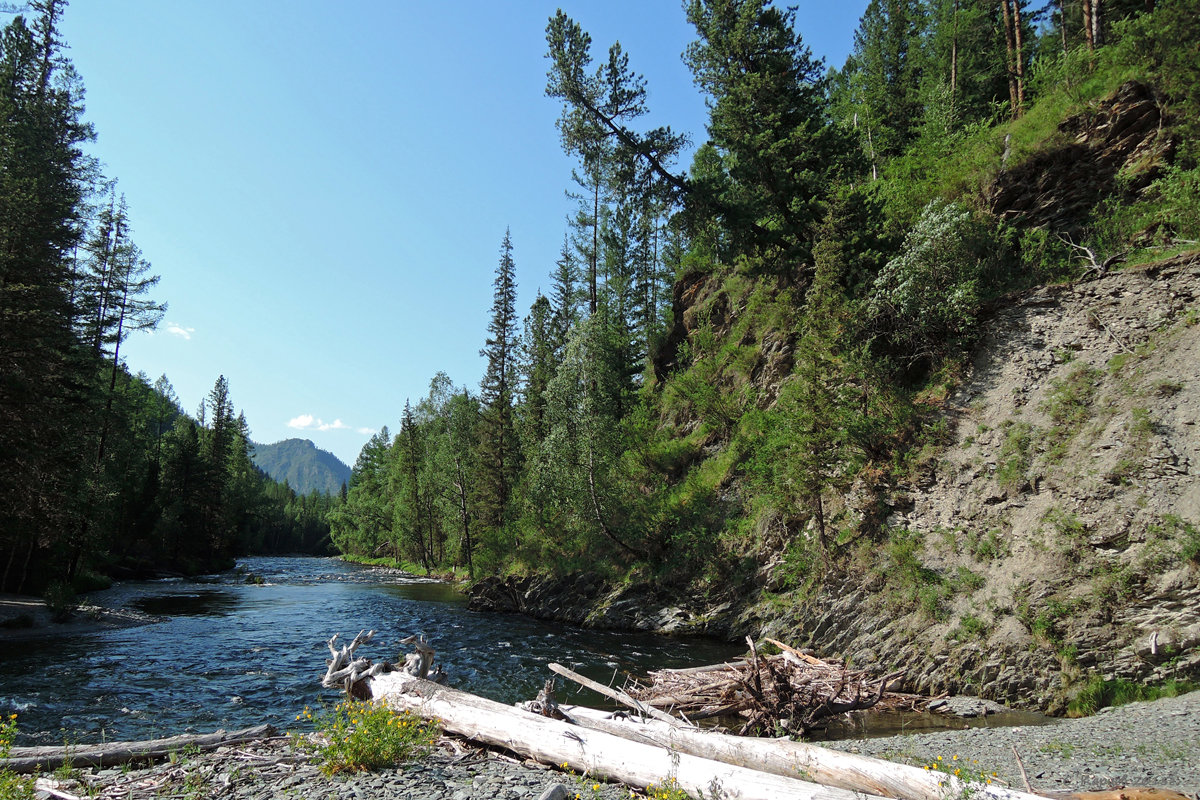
[0,0,96,590]
[477,230,520,538]
[549,235,580,355]
[684,0,849,270]
[849,0,927,157]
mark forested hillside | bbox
[251,439,352,496]
[0,1,329,598]
[331,0,1200,674]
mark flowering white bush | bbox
[868,199,999,361]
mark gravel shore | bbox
[33,737,637,800]
[31,693,1200,800]
[827,691,1200,796]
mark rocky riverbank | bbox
[31,692,1200,800]
[471,254,1200,714]
[31,735,636,800]
[0,593,154,640]
[825,690,1200,797]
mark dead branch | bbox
[625,639,917,737]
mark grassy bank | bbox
[336,554,468,584]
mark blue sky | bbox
[58,1,869,468]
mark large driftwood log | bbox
[548,662,690,728]
[369,670,894,800]
[1,724,276,774]
[551,704,1048,800]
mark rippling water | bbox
[0,557,741,745]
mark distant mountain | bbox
[251,438,351,495]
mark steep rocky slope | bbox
[748,252,1200,711]
[471,77,1199,711]
[472,254,1200,711]
[987,81,1176,233]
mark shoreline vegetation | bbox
[4,4,1199,795]
[3,692,1198,798]
[333,553,470,584]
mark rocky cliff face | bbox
[987,80,1176,234]
[747,253,1200,711]
[472,254,1200,711]
[471,79,1198,710]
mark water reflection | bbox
[0,557,740,746]
[132,589,239,617]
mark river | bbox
[0,556,742,746]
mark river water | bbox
[0,557,743,746]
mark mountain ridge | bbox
[251,438,351,496]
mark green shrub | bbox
[43,581,78,623]
[868,199,1002,362]
[292,700,439,776]
[996,422,1035,491]
[951,614,988,641]
[1042,365,1102,426]
[1151,515,1200,564]
[72,569,112,593]
[1068,675,1199,717]
[0,715,36,800]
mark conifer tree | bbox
[329,426,392,558]
[393,399,432,569]
[849,0,927,157]
[518,294,556,450]
[549,235,580,355]
[0,0,98,589]
[477,230,521,537]
[684,0,848,270]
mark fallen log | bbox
[547,662,690,728]
[627,637,917,736]
[337,636,1190,800]
[550,703,1044,800]
[369,670,895,800]
[1,724,276,774]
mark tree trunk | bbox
[2,725,275,774]
[368,671,893,800]
[591,175,599,315]
[554,704,1044,800]
[1059,0,1070,82]
[1012,0,1027,115]
[1082,0,1096,51]
[1001,0,1020,117]
[949,5,958,98]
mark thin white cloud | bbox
[289,415,372,435]
[165,322,195,340]
[356,427,376,435]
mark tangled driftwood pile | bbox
[318,633,1194,800]
[626,637,918,736]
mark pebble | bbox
[37,737,635,800]
[35,693,1200,799]
[825,692,1200,796]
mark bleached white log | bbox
[369,671,893,800]
[555,704,1047,800]
[548,662,690,728]
[2,724,276,774]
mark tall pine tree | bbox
[477,230,521,540]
